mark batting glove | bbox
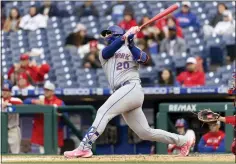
[123,26,140,39]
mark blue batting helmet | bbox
[175,118,188,129]
[100,25,125,44]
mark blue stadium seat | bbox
[78,79,98,88]
[206,35,225,47]
[206,78,222,86]
[74,1,84,7]
[96,69,105,76]
[222,33,235,45]
[139,67,157,86]
[57,80,78,88]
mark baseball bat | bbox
[139,4,179,29]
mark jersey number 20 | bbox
[116,62,129,70]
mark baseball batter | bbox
[64,25,193,158]
[1,80,23,154]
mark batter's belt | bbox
[114,79,140,91]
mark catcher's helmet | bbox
[175,118,188,129]
[100,25,125,37]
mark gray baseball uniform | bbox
[79,44,188,150]
[1,97,22,154]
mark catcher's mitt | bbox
[198,109,220,123]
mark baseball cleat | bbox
[64,149,93,158]
[179,140,192,156]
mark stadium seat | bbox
[1,1,234,90]
[205,78,223,86]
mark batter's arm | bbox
[102,37,125,59]
[129,46,149,64]
[127,34,149,64]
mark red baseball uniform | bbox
[8,65,39,83]
[177,71,205,87]
[225,116,236,126]
[223,115,236,154]
[31,96,64,147]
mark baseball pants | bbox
[80,81,187,149]
[8,126,21,154]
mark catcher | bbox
[198,109,236,154]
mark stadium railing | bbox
[1,105,96,155]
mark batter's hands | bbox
[123,26,140,39]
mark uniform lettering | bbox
[115,53,130,60]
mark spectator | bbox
[11,72,35,92]
[8,54,37,87]
[105,0,134,23]
[118,12,137,31]
[36,63,51,83]
[65,23,95,47]
[174,1,200,29]
[83,40,101,68]
[78,42,105,58]
[3,7,21,32]
[195,56,204,72]
[137,16,165,42]
[198,121,225,153]
[39,0,60,17]
[158,69,175,86]
[19,5,47,31]
[24,81,65,154]
[8,54,49,89]
[160,26,186,56]
[136,16,164,53]
[177,57,205,87]
[1,80,23,154]
[168,118,195,154]
[76,1,98,18]
[210,3,228,27]
[156,15,183,38]
[136,15,152,39]
[203,10,235,36]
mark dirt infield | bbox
[1,154,235,163]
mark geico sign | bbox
[63,88,90,95]
[169,104,197,112]
[143,88,167,94]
